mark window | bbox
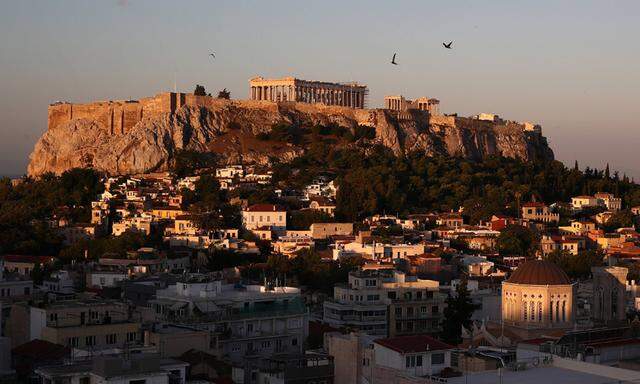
[261,341,271,349]
[406,355,416,368]
[421,306,427,313]
[416,355,423,366]
[24,287,30,295]
[291,338,298,346]
[85,335,96,346]
[388,291,397,299]
[67,337,79,347]
[79,378,89,384]
[106,333,117,344]
[432,353,445,365]
[247,323,254,332]
[395,308,402,316]
[432,305,439,314]
[127,332,137,342]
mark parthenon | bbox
[249,76,368,109]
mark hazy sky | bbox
[1,0,639,177]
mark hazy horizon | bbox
[1,0,639,178]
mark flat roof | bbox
[447,366,634,384]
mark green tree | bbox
[217,88,231,99]
[194,84,207,96]
[545,249,605,279]
[440,279,479,345]
[496,225,537,256]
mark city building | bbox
[7,298,141,349]
[571,193,622,211]
[249,76,368,108]
[0,256,33,299]
[323,332,376,384]
[242,204,287,231]
[309,223,353,239]
[521,202,560,223]
[35,355,188,384]
[40,270,74,294]
[232,354,334,384]
[591,266,628,325]
[144,323,213,358]
[151,274,308,363]
[0,255,57,277]
[594,192,623,211]
[540,235,586,256]
[323,268,444,336]
[373,335,453,377]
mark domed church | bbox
[502,259,576,329]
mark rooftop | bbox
[244,203,286,212]
[1,254,57,263]
[374,335,453,353]
[507,260,571,285]
[447,365,639,384]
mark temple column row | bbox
[250,85,364,108]
[250,85,295,102]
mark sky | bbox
[1,0,639,177]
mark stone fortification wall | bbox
[47,92,216,135]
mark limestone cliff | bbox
[28,95,554,176]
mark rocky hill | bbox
[28,94,554,176]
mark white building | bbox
[151,274,308,363]
[216,165,245,179]
[35,355,188,384]
[373,335,453,377]
[40,270,74,294]
[242,204,287,231]
[88,270,129,288]
[323,268,442,336]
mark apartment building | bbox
[242,204,287,231]
[151,274,308,364]
[7,298,141,350]
[323,268,444,336]
[521,202,560,223]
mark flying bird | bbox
[443,41,453,49]
[391,53,398,65]
[209,52,216,59]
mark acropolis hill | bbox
[28,88,554,176]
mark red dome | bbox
[507,260,570,285]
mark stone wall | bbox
[46,92,214,135]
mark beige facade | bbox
[310,222,353,239]
[502,281,575,328]
[242,204,287,231]
[384,95,440,115]
[521,203,560,223]
[249,76,367,108]
[144,324,212,357]
[592,266,628,325]
[41,321,140,349]
[14,299,141,349]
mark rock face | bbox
[28,95,554,176]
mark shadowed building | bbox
[592,266,628,325]
[249,76,368,108]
